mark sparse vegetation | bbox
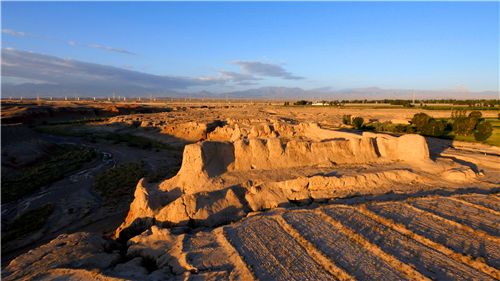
[1,145,96,203]
[93,162,146,205]
[3,204,54,242]
[36,125,179,151]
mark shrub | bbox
[421,119,445,137]
[352,117,364,129]
[342,114,352,125]
[452,117,478,136]
[474,121,493,141]
[283,101,290,106]
[468,111,482,118]
[411,113,432,131]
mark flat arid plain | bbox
[1,100,499,280]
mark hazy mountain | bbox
[2,83,498,100]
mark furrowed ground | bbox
[5,192,499,280]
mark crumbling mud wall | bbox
[115,126,478,240]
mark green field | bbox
[448,118,500,147]
[364,117,500,147]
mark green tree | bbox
[474,121,493,141]
[421,119,445,137]
[452,117,478,136]
[352,117,364,129]
[294,100,310,106]
[411,113,432,131]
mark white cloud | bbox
[3,28,135,55]
[200,70,260,83]
[232,61,304,80]
[2,29,26,37]
[1,48,218,95]
[86,44,136,55]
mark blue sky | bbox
[1,1,499,95]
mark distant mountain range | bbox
[2,84,498,100]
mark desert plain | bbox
[1,100,499,281]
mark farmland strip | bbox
[323,205,495,281]
[282,210,423,280]
[213,228,255,280]
[224,217,333,281]
[455,194,500,212]
[448,197,500,216]
[367,202,500,269]
[273,215,353,281]
[410,197,500,236]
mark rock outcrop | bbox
[2,232,121,281]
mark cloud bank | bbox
[1,47,305,96]
[1,48,214,95]
[3,28,135,55]
[233,61,304,80]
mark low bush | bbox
[352,117,364,129]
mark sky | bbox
[1,1,499,96]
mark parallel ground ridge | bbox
[367,201,500,269]
[272,215,353,281]
[357,205,500,279]
[323,205,495,280]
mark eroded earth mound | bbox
[3,107,499,281]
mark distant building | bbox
[312,101,328,106]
